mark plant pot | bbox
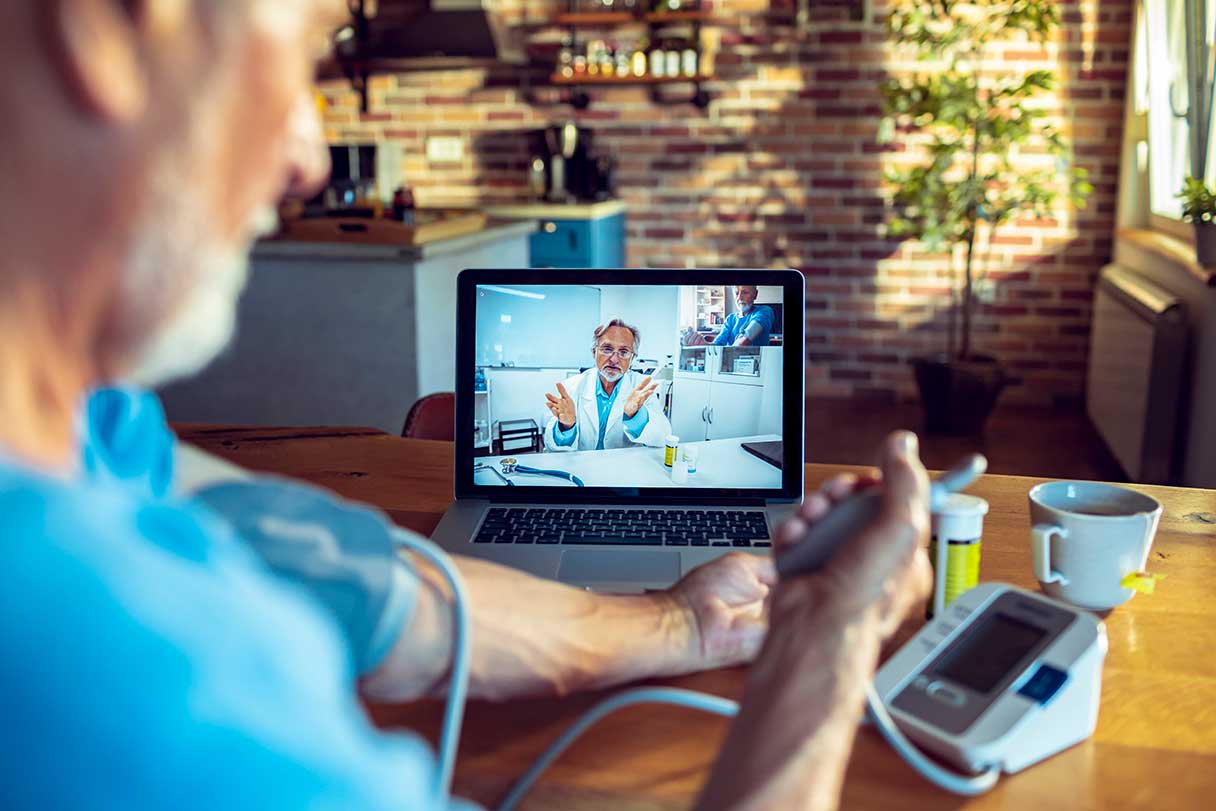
[912,354,1011,436]
[1195,222,1216,267]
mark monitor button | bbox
[926,680,966,707]
[1018,664,1069,705]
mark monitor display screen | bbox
[933,613,1048,694]
[470,282,785,490]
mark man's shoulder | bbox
[1,465,130,543]
[0,469,204,609]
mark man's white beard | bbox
[122,202,276,389]
[600,366,624,384]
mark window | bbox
[1136,0,1216,231]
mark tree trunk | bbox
[960,228,976,361]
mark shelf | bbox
[551,72,712,85]
[553,12,638,25]
[644,10,717,23]
[546,9,719,26]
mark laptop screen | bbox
[461,276,798,497]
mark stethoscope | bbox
[474,457,585,487]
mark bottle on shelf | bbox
[682,44,698,76]
[614,42,630,76]
[649,41,665,77]
[663,39,680,77]
[632,37,649,76]
[586,39,603,75]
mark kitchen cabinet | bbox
[484,201,626,268]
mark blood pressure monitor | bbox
[874,582,1108,775]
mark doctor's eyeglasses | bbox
[596,344,635,361]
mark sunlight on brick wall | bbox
[319,0,1128,406]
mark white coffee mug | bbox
[1028,481,1163,611]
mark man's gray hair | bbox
[591,318,641,354]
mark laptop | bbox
[430,268,805,591]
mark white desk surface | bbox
[475,434,783,489]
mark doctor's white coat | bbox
[543,367,672,452]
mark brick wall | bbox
[319,0,1130,406]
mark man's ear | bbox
[44,0,148,122]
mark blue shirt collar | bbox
[596,373,619,401]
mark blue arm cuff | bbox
[552,421,577,446]
[623,405,650,438]
[191,479,418,677]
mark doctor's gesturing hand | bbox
[622,375,660,418]
[545,381,578,430]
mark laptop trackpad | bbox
[558,549,680,585]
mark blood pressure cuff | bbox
[191,479,419,677]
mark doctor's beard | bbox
[600,365,624,384]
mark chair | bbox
[401,392,455,441]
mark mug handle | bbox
[1031,524,1071,585]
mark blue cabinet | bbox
[485,202,627,269]
[530,213,624,268]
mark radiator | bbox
[1086,265,1187,483]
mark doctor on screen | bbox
[543,319,672,451]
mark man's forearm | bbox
[695,603,883,811]
[361,553,696,703]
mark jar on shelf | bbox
[664,41,680,77]
[681,45,698,76]
[649,44,665,77]
[631,39,648,76]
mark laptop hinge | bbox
[481,494,771,508]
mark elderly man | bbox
[715,285,776,347]
[0,2,932,811]
[544,318,671,451]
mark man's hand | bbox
[773,431,932,639]
[622,376,659,419]
[544,381,576,430]
[696,432,933,811]
[667,552,775,672]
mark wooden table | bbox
[178,426,1216,811]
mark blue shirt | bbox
[714,305,774,347]
[0,389,458,811]
[553,374,649,450]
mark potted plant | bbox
[879,0,1093,435]
[1178,176,1216,266]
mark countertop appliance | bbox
[533,123,614,203]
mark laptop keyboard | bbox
[473,507,772,548]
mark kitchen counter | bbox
[157,218,535,433]
[252,218,537,262]
[482,200,627,221]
